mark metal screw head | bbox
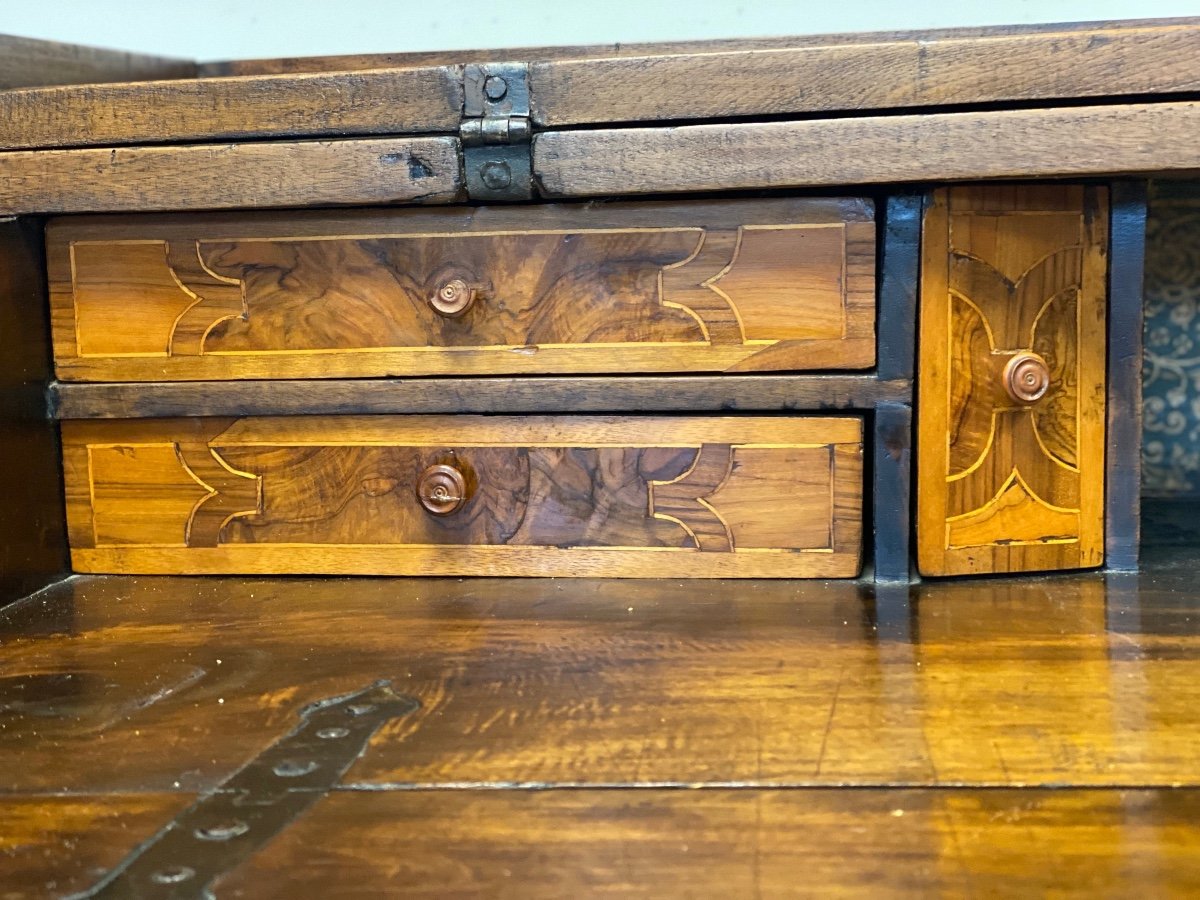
[479,161,512,190]
[194,820,250,842]
[272,759,320,777]
[150,866,195,884]
[483,75,508,101]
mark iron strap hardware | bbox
[71,681,420,899]
[461,62,533,202]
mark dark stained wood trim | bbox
[0,35,195,90]
[0,217,68,604]
[533,102,1200,197]
[872,195,919,583]
[877,194,922,382]
[872,401,912,583]
[1106,181,1148,572]
[0,66,462,150]
[50,375,909,420]
[529,19,1200,126]
[0,137,464,214]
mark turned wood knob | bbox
[1003,352,1051,403]
[429,278,476,317]
[416,463,470,516]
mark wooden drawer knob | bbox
[1003,352,1050,403]
[429,278,477,318]
[417,463,470,516]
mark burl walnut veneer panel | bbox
[47,199,875,381]
[62,416,863,578]
[917,185,1108,576]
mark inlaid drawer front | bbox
[47,198,876,382]
[917,185,1108,576]
[62,416,863,578]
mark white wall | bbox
[0,0,1196,61]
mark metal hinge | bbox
[71,681,420,899]
[461,62,532,202]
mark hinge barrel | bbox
[460,62,532,201]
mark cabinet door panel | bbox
[917,185,1107,576]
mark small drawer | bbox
[48,198,876,382]
[62,415,863,578]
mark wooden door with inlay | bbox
[917,185,1108,576]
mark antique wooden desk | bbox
[3,18,1199,606]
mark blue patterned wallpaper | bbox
[1143,182,1200,497]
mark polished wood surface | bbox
[0,35,194,90]
[2,534,1200,895]
[9,789,1200,897]
[1,795,194,897]
[48,199,874,381]
[3,549,1197,792]
[218,789,1200,897]
[0,137,463,215]
[917,186,1108,576]
[61,416,863,577]
[533,101,1200,197]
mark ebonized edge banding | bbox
[50,375,911,420]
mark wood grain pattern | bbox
[48,199,876,381]
[13,789,1200,898]
[0,35,194,89]
[13,19,1192,136]
[5,547,1200,894]
[61,416,863,578]
[0,794,194,897]
[210,788,1200,898]
[530,19,1200,126]
[1,559,1198,794]
[201,18,1200,75]
[0,137,463,215]
[533,101,1200,197]
[50,374,910,420]
[0,66,462,150]
[917,186,1108,577]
